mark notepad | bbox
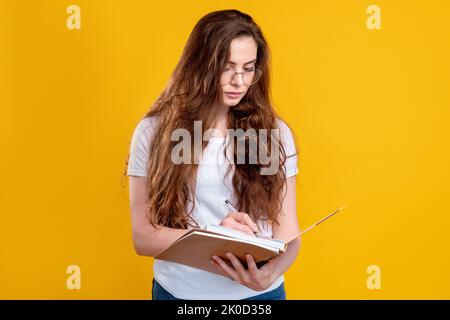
[154,225,287,276]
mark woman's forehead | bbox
[227,37,257,65]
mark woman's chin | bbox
[223,98,241,106]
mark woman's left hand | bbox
[210,252,277,292]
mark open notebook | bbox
[154,225,288,276]
[154,205,346,276]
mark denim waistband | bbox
[151,278,286,300]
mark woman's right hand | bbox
[219,212,259,236]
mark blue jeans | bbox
[152,278,286,300]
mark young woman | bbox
[126,9,301,300]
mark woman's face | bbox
[220,36,258,107]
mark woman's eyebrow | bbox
[227,59,257,65]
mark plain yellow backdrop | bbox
[1,0,449,299]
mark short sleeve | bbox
[126,117,158,177]
[277,118,299,178]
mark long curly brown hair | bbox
[124,9,297,230]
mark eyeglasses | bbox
[220,66,262,86]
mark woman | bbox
[125,9,301,300]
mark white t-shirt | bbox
[127,116,299,300]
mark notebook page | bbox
[203,225,286,251]
[190,231,280,253]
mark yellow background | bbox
[1,0,449,299]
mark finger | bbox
[212,255,240,281]
[229,212,247,224]
[222,218,254,236]
[225,252,249,281]
[259,257,275,272]
[244,215,259,232]
[233,212,258,232]
[229,221,255,236]
[246,254,258,273]
[210,259,234,280]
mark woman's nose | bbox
[230,72,244,86]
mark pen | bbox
[285,205,347,243]
[224,199,264,238]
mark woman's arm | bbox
[129,176,189,257]
[268,175,302,280]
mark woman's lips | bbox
[224,92,242,99]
